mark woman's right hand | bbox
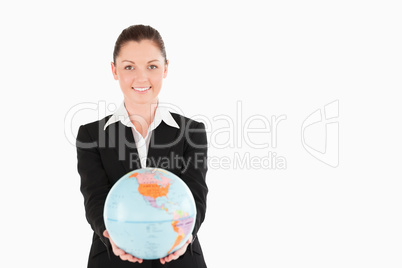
[103,230,143,263]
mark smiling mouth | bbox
[132,86,151,93]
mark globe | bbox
[103,167,196,260]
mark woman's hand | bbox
[103,230,143,263]
[160,234,193,264]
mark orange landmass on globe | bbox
[130,172,172,199]
[129,172,138,178]
[138,183,170,199]
[168,220,185,254]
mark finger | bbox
[166,252,176,262]
[166,255,172,263]
[171,250,182,261]
[160,235,192,264]
[117,252,142,263]
[103,232,125,256]
[109,241,125,256]
[110,242,125,256]
[127,255,142,263]
[162,254,171,263]
[165,247,185,263]
[103,230,109,238]
[113,248,126,256]
[128,256,143,264]
[119,253,133,261]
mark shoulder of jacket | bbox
[169,112,204,128]
[80,114,113,131]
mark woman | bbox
[76,25,208,267]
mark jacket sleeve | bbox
[180,121,208,238]
[76,124,112,251]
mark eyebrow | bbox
[122,59,160,64]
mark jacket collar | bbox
[103,100,180,131]
[104,111,181,174]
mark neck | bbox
[124,99,158,126]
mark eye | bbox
[124,66,134,70]
[148,65,157,70]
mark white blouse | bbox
[104,101,180,168]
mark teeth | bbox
[133,87,150,92]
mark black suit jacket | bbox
[76,112,208,267]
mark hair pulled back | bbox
[113,24,167,64]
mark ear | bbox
[163,60,169,79]
[111,62,118,80]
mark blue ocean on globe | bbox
[104,167,196,260]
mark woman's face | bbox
[111,40,168,105]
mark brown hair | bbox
[113,24,167,64]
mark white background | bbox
[1,1,401,267]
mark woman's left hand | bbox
[160,234,193,264]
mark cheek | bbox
[119,73,133,87]
[150,71,165,86]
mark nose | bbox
[133,69,148,84]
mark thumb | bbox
[103,230,109,238]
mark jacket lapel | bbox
[146,121,180,168]
[107,122,140,173]
[107,121,179,172]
